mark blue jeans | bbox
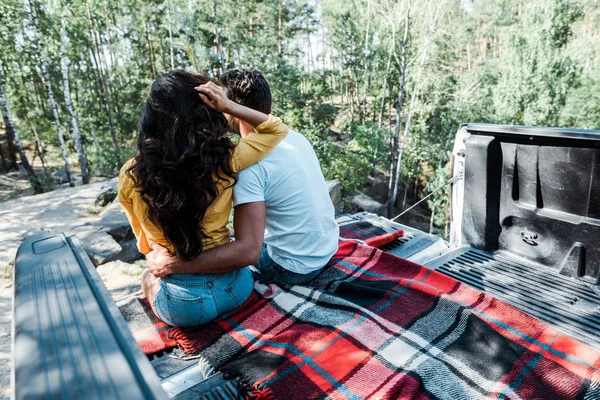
[153,268,254,328]
[254,245,322,286]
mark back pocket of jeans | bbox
[225,268,253,306]
[163,293,205,328]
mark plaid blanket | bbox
[117,294,176,354]
[166,235,600,399]
[118,221,397,356]
[338,220,388,241]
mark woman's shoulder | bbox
[118,158,137,187]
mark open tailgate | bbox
[12,231,166,399]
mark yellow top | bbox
[118,115,288,255]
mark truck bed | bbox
[340,213,600,350]
[427,247,600,349]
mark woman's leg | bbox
[141,269,160,314]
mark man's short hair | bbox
[219,67,272,114]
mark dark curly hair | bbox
[219,67,271,114]
[127,70,237,260]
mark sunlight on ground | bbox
[0,278,12,400]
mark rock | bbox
[116,238,143,263]
[72,227,122,266]
[95,188,118,207]
[367,175,391,203]
[348,193,385,215]
[52,169,70,184]
[327,180,342,215]
[96,202,131,242]
[96,260,145,300]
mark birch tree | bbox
[386,5,410,217]
[86,0,120,165]
[60,18,89,184]
[212,0,227,74]
[42,65,74,187]
[389,0,446,213]
[0,74,38,184]
[28,0,74,187]
[88,116,103,172]
[360,0,372,115]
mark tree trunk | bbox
[378,44,394,129]
[103,1,117,68]
[429,204,436,234]
[26,116,47,172]
[88,115,103,172]
[0,76,37,182]
[144,22,157,78]
[61,20,89,184]
[2,117,18,170]
[0,138,7,172]
[386,9,410,217]
[41,65,75,187]
[392,85,420,208]
[277,0,282,58]
[27,0,73,188]
[166,2,175,69]
[390,0,446,214]
[186,45,199,71]
[86,1,121,165]
[100,3,122,118]
[361,0,372,116]
[150,0,167,70]
[212,0,227,74]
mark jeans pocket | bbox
[225,268,254,307]
[162,292,205,328]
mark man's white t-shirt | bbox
[233,130,339,274]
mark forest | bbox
[0,0,598,236]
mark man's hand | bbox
[195,81,231,113]
[146,242,181,278]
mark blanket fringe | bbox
[167,328,199,354]
[197,356,216,380]
[220,368,274,400]
[245,383,275,400]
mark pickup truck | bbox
[11,123,600,399]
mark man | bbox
[146,67,339,286]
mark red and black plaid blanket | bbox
[159,223,600,399]
[117,294,176,354]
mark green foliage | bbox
[95,188,118,207]
[29,172,56,194]
[426,159,452,237]
[302,122,390,195]
[0,0,598,236]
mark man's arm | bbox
[146,202,266,276]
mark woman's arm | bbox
[196,81,268,127]
[196,82,288,171]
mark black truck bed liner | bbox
[427,247,600,350]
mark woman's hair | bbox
[128,70,237,260]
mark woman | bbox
[118,70,288,327]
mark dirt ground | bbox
[0,279,11,400]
